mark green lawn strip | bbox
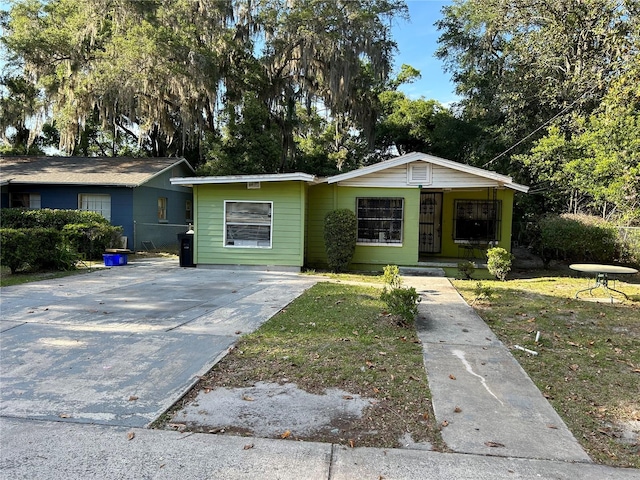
[453,277,640,468]
[187,281,445,450]
[0,267,91,287]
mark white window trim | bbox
[78,193,111,221]
[223,200,273,249]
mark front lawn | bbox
[453,275,640,468]
[159,281,446,450]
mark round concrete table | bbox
[569,264,638,302]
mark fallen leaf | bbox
[454,406,462,413]
[243,443,254,450]
[378,351,387,356]
[484,441,505,448]
[547,424,558,429]
[280,430,291,439]
[58,413,71,418]
[441,420,449,428]
[569,364,579,371]
[235,330,242,335]
[349,439,355,448]
[449,374,456,380]
[242,394,254,401]
[342,395,354,400]
[128,395,139,401]
[127,431,135,441]
[422,412,429,420]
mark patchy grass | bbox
[0,266,91,287]
[452,276,640,468]
[159,281,446,450]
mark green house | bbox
[171,152,528,271]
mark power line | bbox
[481,86,599,169]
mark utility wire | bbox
[481,85,599,169]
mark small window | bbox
[79,194,111,221]
[185,200,193,222]
[224,201,272,248]
[10,193,41,209]
[357,198,404,245]
[454,200,502,242]
[158,197,168,222]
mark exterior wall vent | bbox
[407,163,432,185]
[247,182,261,189]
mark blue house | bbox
[0,156,194,251]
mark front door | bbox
[419,192,442,254]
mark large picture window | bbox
[79,194,111,221]
[454,200,501,242]
[224,201,272,248]
[357,198,404,245]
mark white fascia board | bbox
[140,158,195,187]
[170,172,316,186]
[326,151,529,192]
[326,152,424,184]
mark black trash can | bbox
[177,233,195,267]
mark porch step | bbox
[399,266,446,277]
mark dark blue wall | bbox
[3,185,135,241]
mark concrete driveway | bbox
[0,258,315,427]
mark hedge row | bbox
[536,214,638,267]
[0,228,76,273]
[1,208,109,229]
[1,209,122,273]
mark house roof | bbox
[0,156,194,187]
[170,172,317,186]
[325,152,529,193]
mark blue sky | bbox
[392,0,458,105]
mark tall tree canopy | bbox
[1,0,407,166]
[436,0,639,223]
[436,0,636,160]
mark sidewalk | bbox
[2,417,638,479]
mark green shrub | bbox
[1,208,109,229]
[617,227,640,268]
[472,281,493,304]
[486,247,513,281]
[0,228,77,273]
[62,223,123,259]
[537,214,617,266]
[323,209,357,272]
[380,265,421,327]
[457,261,476,279]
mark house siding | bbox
[193,181,307,267]
[334,162,507,189]
[439,188,515,257]
[306,184,421,270]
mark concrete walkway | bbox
[1,262,638,479]
[404,276,591,462]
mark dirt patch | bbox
[168,382,375,440]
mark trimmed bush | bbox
[486,247,513,281]
[324,209,357,272]
[0,228,76,273]
[1,208,110,229]
[537,214,618,266]
[62,223,123,259]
